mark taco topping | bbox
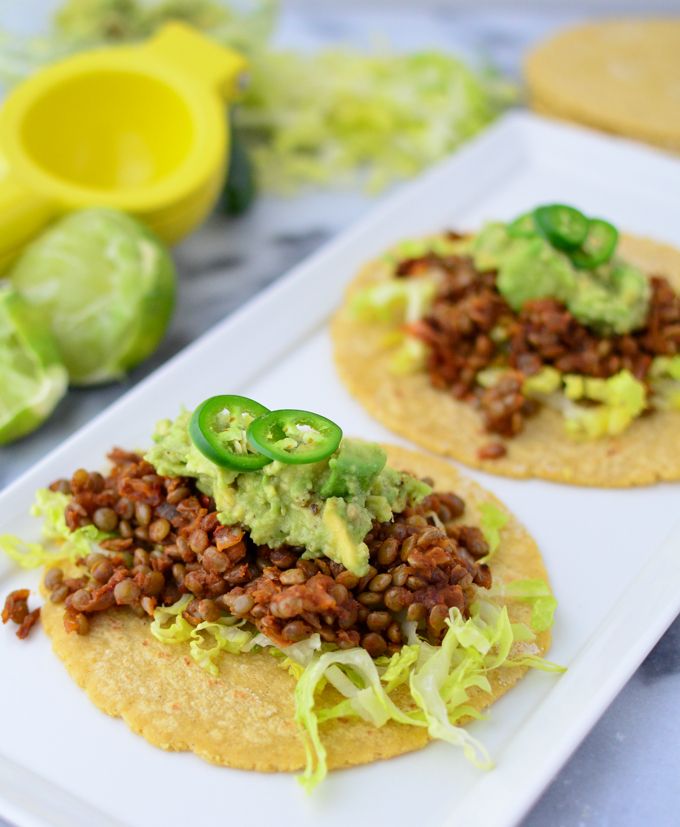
[353,205,680,446]
[38,447,490,657]
[1,399,560,790]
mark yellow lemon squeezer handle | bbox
[0,156,55,273]
[144,22,248,101]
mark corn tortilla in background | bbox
[524,19,680,153]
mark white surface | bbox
[1,112,680,827]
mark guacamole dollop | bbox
[146,412,429,576]
[472,223,650,334]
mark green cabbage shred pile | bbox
[239,49,513,193]
[150,585,562,792]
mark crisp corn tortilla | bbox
[41,445,550,773]
[332,235,680,487]
[524,20,680,153]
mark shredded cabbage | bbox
[523,367,562,397]
[562,370,647,438]
[651,355,680,381]
[295,647,421,792]
[650,356,680,411]
[491,579,557,633]
[148,579,559,793]
[389,336,429,375]
[149,595,194,643]
[240,50,513,193]
[478,502,509,562]
[189,620,254,676]
[151,595,255,675]
[0,488,109,569]
[351,279,436,325]
[293,593,560,792]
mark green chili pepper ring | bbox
[570,218,619,269]
[534,204,589,251]
[189,394,272,470]
[247,409,343,465]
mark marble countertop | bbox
[2,4,679,826]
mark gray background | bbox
[1,2,679,825]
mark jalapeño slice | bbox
[247,409,343,465]
[533,204,589,251]
[189,395,272,470]
[507,211,537,239]
[570,219,619,269]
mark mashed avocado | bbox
[472,222,650,334]
[146,412,429,576]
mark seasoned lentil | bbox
[406,250,680,439]
[11,450,494,654]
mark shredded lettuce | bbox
[478,502,509,562]
[651,355,680,381]
[240,50,513,194]
[293,593,560,792]
[295,647,420,791]
[389,336,429,375]
[189,620,254,676]
[147,580,559,793]
[379,644,420,693]
[0,488,109,569]
[351,278,436,325]
[350,280,435,375]
[563,370,647,438]
[151,595,254,675]
[149,595,194,643]
[650,356,680,411]
[492,579,557,633]
[523,367,562,397]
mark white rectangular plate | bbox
[2,112,680,827]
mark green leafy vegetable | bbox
[0,489,109,568]
[293,594,559,792]
[149,595,194,643]
[651,356,680,381]
[351,279,437,324]
[478,502,509,561]
[650,356,680,411]
[0,0,276,89]
[389,336,429,375]
[189,619,254,676]
[151,595,254,674]
[523,367,562,397]
[563,370,646,438]
[295,646,421,792]
[239,49,514,193]
[495,579,557,633]
[383,235,469,265]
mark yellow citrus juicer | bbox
[0,22,247,270]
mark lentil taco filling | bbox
[1,400,560,788]
[407,251,680,444]
[37,449,492,656]
[334,205,680,484]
